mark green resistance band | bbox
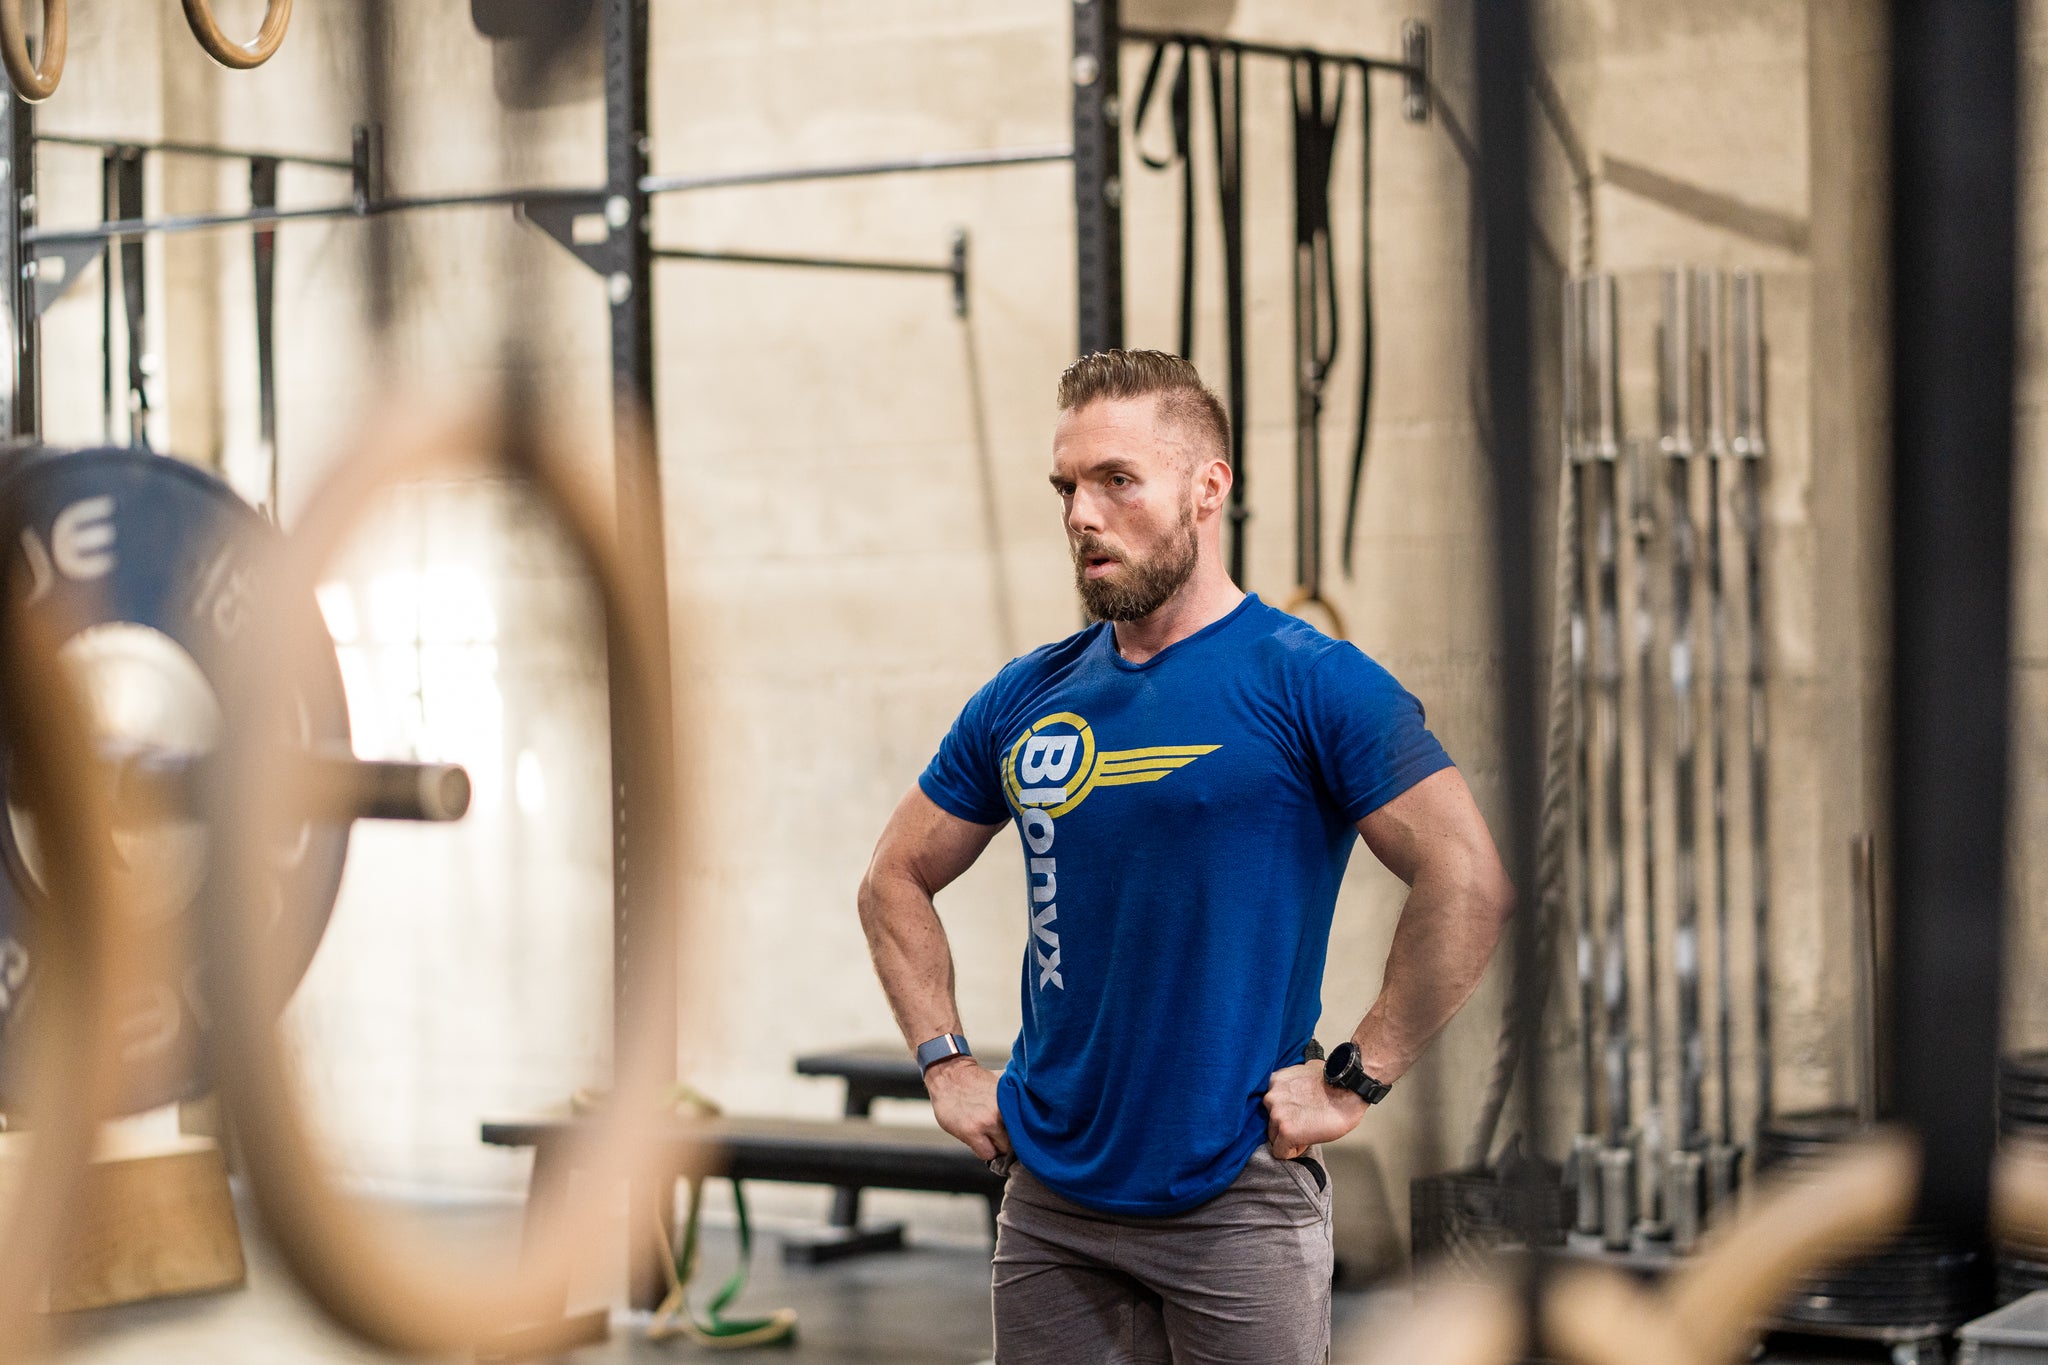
[649,1177,797,1348]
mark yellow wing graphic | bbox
[1091,744,1222,787]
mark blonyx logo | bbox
[999,712,1220,992]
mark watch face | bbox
[1325,1042,1361,1086]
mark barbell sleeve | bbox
[318,758,472,824]
[116,752,472,825]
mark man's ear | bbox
[1196,456,1234,515]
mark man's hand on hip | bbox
[924,1057,1011,1161]
[1264,1061,1369,1159]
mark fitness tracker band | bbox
[915,1033,972,1075]
[1323,1041,1392,1105]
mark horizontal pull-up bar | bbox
[654,245,947,277]
[36,132,354,172]
[639,145,1073,196]
[654,230,971,315]
[1122,23,1430,123]
[25,143,1078,250]
[23,184,606,249]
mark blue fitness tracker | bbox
[915,1033,972,1074]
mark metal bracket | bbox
[351,123,385,215]
[950,228,968,317]
[1402,21,1430,124]
[517,193,615,276]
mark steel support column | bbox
[602,0,677,1310]
[1472,0,1545,1284]
[1072,0,1123,355]
[1886,0,2017,1237]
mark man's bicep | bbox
[873,785,1006,896]
[1353,766,1502,889]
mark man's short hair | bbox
[1057,349,1231,466]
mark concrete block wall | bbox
[33,0,2037,1282]
[19,1,1508,1258]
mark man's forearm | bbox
[1350,867,1512,1083]
[857,868,967,1049]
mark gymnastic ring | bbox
[0,0,66,103]
[1544,1266,1709,1365]
[1665,1130,1917,1362]
[0,582,132,1357]
[180,0,290,69]
[1995,1136,2048,1243]
[1355,1133,1917,1365]
[1280,584,1348,640]
[197,401,686,1354]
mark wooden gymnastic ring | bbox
[180,0,290,69]
[1665,1130,1917,1362]
[1280,584,1348,640]
[0,0,65,103]
[1345,1133,1918,1365]
[0,594,131,1357]
[1544,1266,1709,1365]
[1995,1137,2048,1243]
[197,402,684,1353]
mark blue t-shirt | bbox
[917,594,1453,1216]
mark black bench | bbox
[481,1114,1006,1290]
[793,1044,937,1259]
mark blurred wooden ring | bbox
[180,0,290,69]
[0,0,66,103]
[197,401,685,1355]
[0,572,130,1358]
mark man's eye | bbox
[1108,475,1130,488]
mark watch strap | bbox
[1324,1041,1393,1105]
[914,1033,972,1074]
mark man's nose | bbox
[1066,487,1106,537]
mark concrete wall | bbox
[24,0,1514,1263]
[23,0,1977,1285]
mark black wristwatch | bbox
[1323,1042,1393,1105]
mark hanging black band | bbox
[100,150,116,443]
[114,147,149,449]
[1133,39,1197,361]
[1206,45,1249,585]
[1289,55,1345,610]
[251,156,280,519]
[1339,72,1376,576]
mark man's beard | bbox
[1071,506,1199,622]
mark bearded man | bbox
[857,349,1513,1364]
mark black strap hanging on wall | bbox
[1208,44,1249,586]
[113,147,150,449]
[250,156,280,519]
[100,150,116,443]
[1286,55,1346,634]
[1339,72,1376,576]
[1132,40,1197,361]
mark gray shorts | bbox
[987,1145,1333,1365]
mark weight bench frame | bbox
[481,1114,1005,1295]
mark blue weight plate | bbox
[0,448,351,1114]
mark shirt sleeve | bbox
[918,674,1012,827]
[1301,643,1455,822]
